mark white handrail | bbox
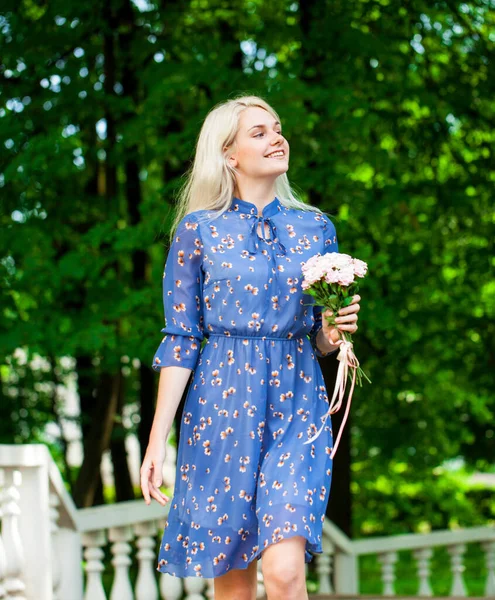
[77,498,169,533]
[351,525,495,554]
[0,444,78,531]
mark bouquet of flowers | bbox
[301,252,371,457]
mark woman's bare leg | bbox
[261,536,308,600]
[213,557,258,600]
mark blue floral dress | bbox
[152,195,339,578]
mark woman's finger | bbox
[151,455,166,488]
[336,314,358,324]
[149,487,166,506]
[149,482,170,505]
[140,464,153,504]
[150,477,169,500]
[338,303,360,316]
[324,296,361,318]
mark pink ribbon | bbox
[303,337,359,459]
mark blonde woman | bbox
[141,95,361,600]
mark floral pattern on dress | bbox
[152,196,339,578]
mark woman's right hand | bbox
[322,294,361,343]
[140,439,170,506]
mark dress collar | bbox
[229,195,287,258]
[230,196,282,218]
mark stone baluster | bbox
[316,539,334,594]
[256,559,265,599]
[0,468,7,599]
[158,572,183,600]
[333,551,359,594]
[134,521,159,600]
[156,518,182,600]
[183,575,207,600]
[82,530,108,600]
[481,540,495,597]
[413,547,433,596]
[0,536,5,600]
[49,492,61,600]
[204,577,213,598]
[447,543,467,597]
[109,526,134,600]
[377,551,398,596]
[1,469,26,599]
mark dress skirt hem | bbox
[156,510,325,579]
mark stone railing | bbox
[0,444,82,600]
[77,499,238,600]
[1,443,494,599]
[317,519,495,596]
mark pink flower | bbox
[301,252,368,291]
[324,268,341,284]
[337,266,355,286]
[325,253,353,269]
[301,254,319,272]
[301,264,325,286]
[353,258,368,278]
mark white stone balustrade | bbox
[350,525,495,597]
[1,444,495,599]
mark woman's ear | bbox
[224,148,237,168]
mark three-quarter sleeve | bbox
[308,214,340,358]
[152,213,205,372]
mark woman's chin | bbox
[247,162,289,179]
[265,162,289,175]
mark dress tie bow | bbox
[246,214,287,312]
[247,215,287,257]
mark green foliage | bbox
[353,460,493,536]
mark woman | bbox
[141,95,360,600]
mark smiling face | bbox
[225,106,290,180]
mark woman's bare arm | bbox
[140,366,193,505]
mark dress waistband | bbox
[206,333,305,342]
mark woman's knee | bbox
[261,537,307,592]
[263,564,305,594]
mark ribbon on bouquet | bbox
[303,336,360,459]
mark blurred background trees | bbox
[0,0,493,538]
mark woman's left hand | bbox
[322,294,361,344]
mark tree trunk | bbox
[110,371,134,501]
[324,354,353,537]
[73,371,121,507]
[298,0,353,536]
[138,367,155,463]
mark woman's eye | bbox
[255,131,283,138]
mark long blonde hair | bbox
[167,94,326,245]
